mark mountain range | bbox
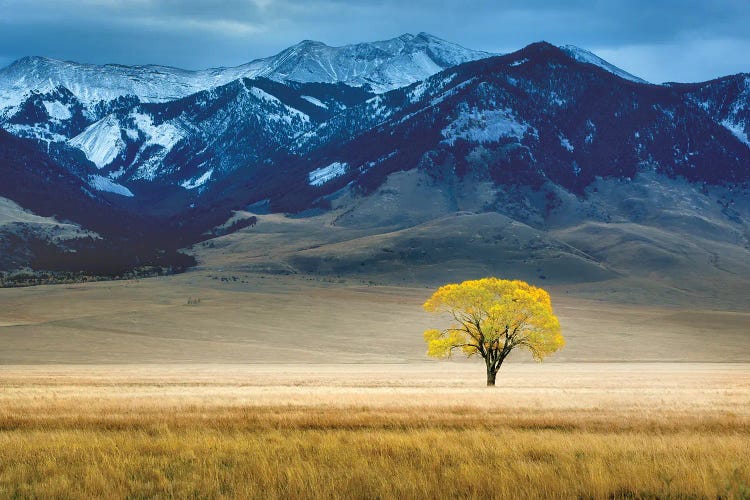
[1,32,749,304]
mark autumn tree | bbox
[423,278,564,386]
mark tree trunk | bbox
[486,367,497,387]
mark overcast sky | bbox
[0,0,747,83]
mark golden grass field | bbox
[1,241,750,498]
[1,363,749,498]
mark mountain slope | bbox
[0,33,486,198]
[61,78,371,192]
[7,37,747,203]
[1,36,750,298]
[679,74,750,148]
[560,45,648,84]
[217,42,750,214]
[191,170,750,309]
[0,128,196,272]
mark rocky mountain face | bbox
[0,33,486,202]
[208,42,750,214]
[0,35,749,295]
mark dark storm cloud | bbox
[0,0,748,82]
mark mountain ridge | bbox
[1,36,749,298]
[559,45,648,84]
[0,32,490,112]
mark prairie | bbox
[1,211,749,497]
[1,363,749,498]
[1,272,749,364]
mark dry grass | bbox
[1,411,749,499]
[1,364,749,498]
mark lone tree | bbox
[423,277,564,386]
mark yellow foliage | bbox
[423,277,564,362]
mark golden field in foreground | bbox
[1,363,749,498]
[1,267,749,497]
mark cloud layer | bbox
[0,0,747,83]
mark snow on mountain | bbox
[130,112,185,151]
[124,111,188,181]
[248,33,491,93]
[3,123,68,144]
[42,100,72,121]
[560,45,648,84]
[66,108,187,176]
[58,77,327,186]
[722,118,750,146]
[1,86,91,144]
[0,57,198,110]
[68,115,125,169]
[301,95,328,108]
[4,36,750,215]
[181,169,214,190]
[0,33,490,116]
[257,41,750,215]
[441,106,533,145]
[245,85,310,124]
[309,162,348,186]
[684,75,750,150]
[88,174,134,197]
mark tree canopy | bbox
[423,277,564,385]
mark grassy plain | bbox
[1,272,749,364]
[1,206,750,497]
[1,363,749,498]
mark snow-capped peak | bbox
[559,45,648,84]
[0,33,491,113]
[236,32,492,92]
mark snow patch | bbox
[309,162,348,186]
[361,151,398,173]
[721,119,750,146]
[510,58,529,67]
[88,175,134,197]
[585,120,596,144]
[301,95,328,108]
[181,169,214,190]
[244,85,309,124]
[69,115,125,169]
[131,112,184,149]
[365,95,393,121]
[559,135,574,152]
[124,127,139,141]
[5,123,67,143]
[442,107,531,145]
[430,77,475,106]
[126,112,185,180]
[409,82,429,103]
[408,73,456,103]
[42,100,72,121]
[660,107,675,121]
[248,86,280,104]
